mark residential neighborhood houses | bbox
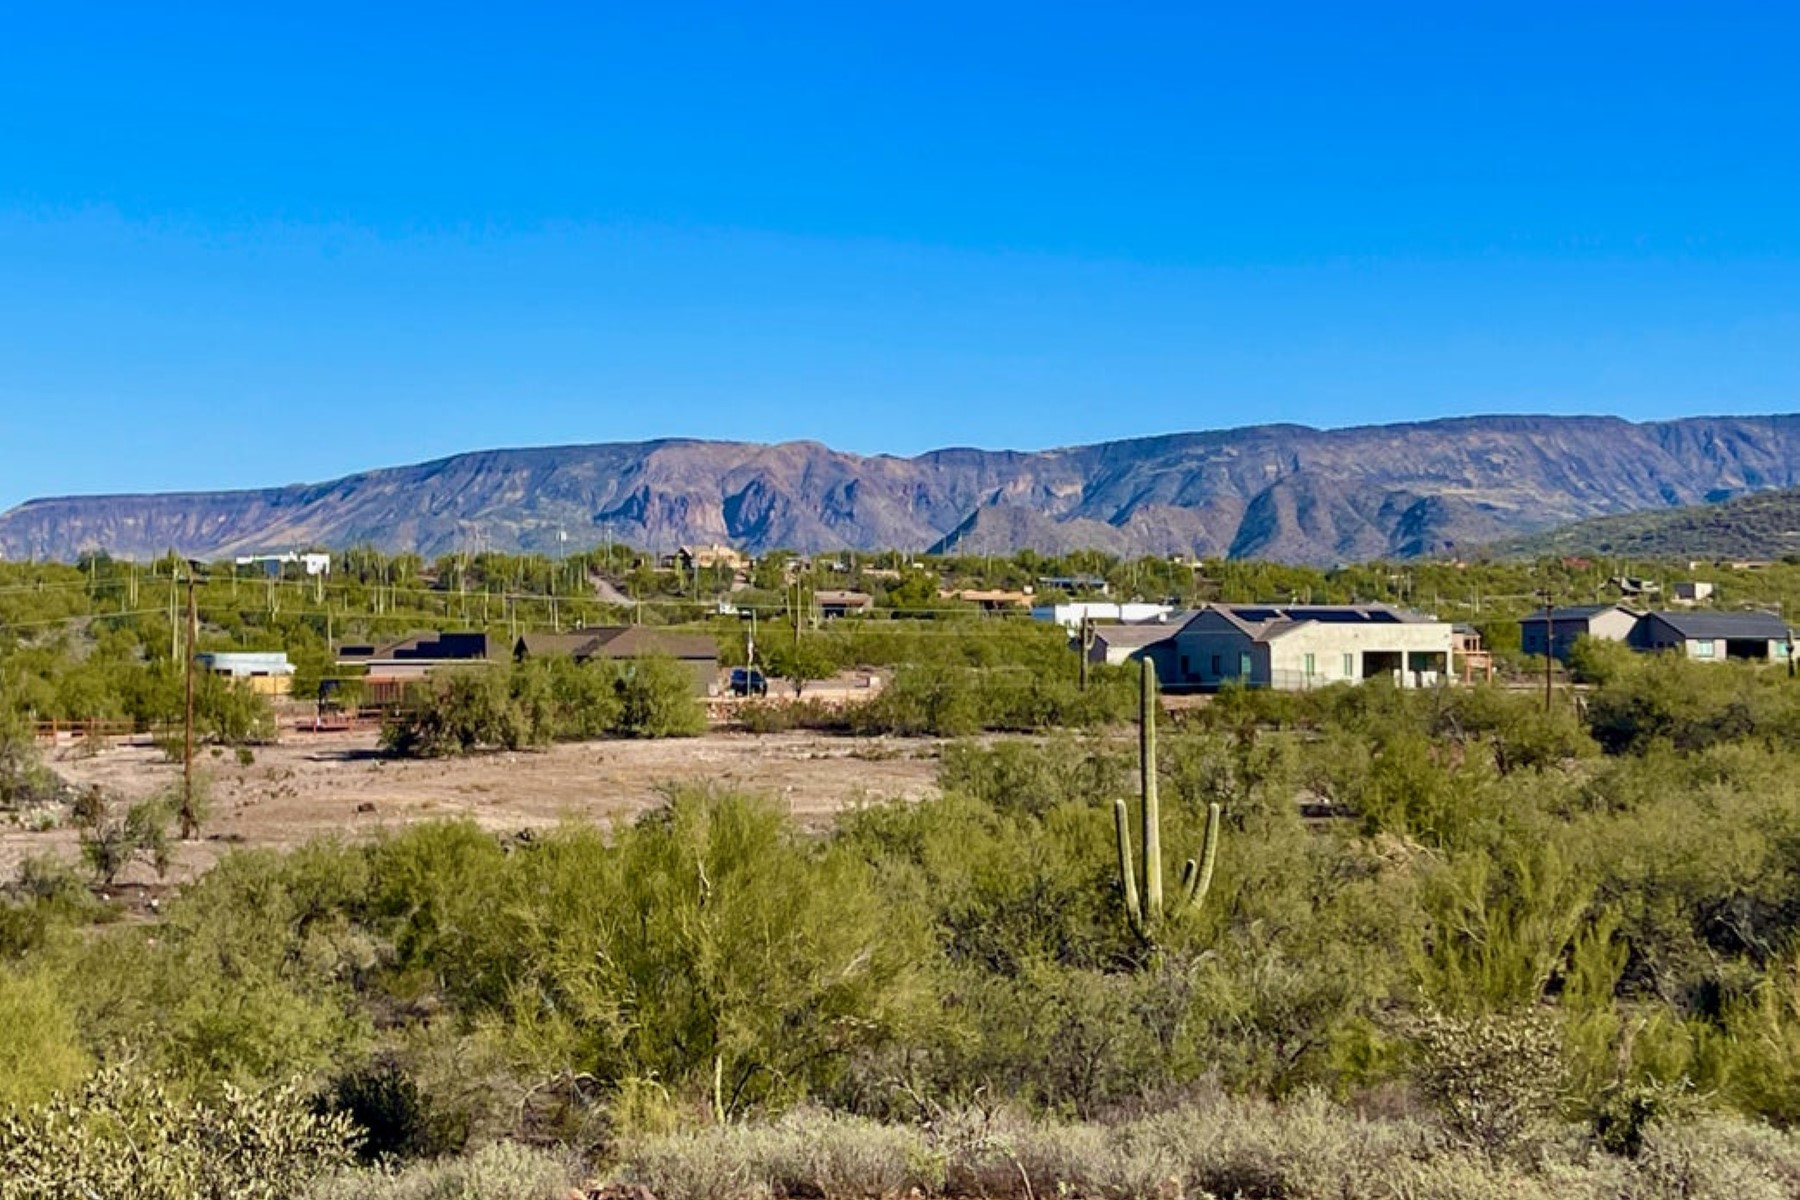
[1522,605,1793,665]
[1074,599,1796,693]
[336,626,722,701]
[184,542,1799,710]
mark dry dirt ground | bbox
[2,729,945,885]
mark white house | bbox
[236,552,332,577]
[1034,602,1176,631]
[1166,603,1454,691]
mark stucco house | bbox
[1518,605,1640,663]
[1629,610,1792,663]
[814,590,875,619]
[1165,603,1454,691]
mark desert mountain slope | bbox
[5,415,1800,564]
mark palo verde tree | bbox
[1114,658,1222,949]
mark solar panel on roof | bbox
[1232,608,1282,621]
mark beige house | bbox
[1167,604,1454,691]
[814,589,875,618]
[665,544,747,572]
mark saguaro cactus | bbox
[1115,658,1222,944]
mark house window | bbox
[1238,652,1252,677]
[1303,652,1316,677]
[1210,655,1221,676]
[1343,653,1355,677]
[1695,640,1716,659]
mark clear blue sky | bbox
[3,3,1799,507]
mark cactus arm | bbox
[1181,802,1222,912]
[1141,658,1163,923]
[1114,798,1144,938]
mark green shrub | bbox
[382,669,525,757]
[0,1066,353,1200]
[613,655,704,738]
[319,1057,446,1164]
[305,1142,572,1200]
[77,792,175,885]
[1407,1007,1568,1158]
[381,656,701,754]
[0,969,90,1111]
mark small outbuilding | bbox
[196,652,295,697]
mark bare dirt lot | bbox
[3,729,945,884]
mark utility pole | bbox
[1540,590,1555,714]
[1079,614,1095,691]
[181,571,199,840]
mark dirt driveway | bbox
[3,730,944,884]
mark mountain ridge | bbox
[1494,486,1800,561]
[6,413,1800,565]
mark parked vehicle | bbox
[729,667,768,697]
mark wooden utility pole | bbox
[181,571,199,840]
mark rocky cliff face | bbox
[5,415,1800,565]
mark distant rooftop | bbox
[1645,610,1791,640]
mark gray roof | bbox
[1519,605,1631,624]
[1182,602,1441,642]
[1091,624,1181,649]
[515,632,607,659]
[1644,610,1791,641]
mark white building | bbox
[1672,581,1715,605]
[236,552,332,577]
[1033,602,1176,631]
[1166,603,1454,691]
